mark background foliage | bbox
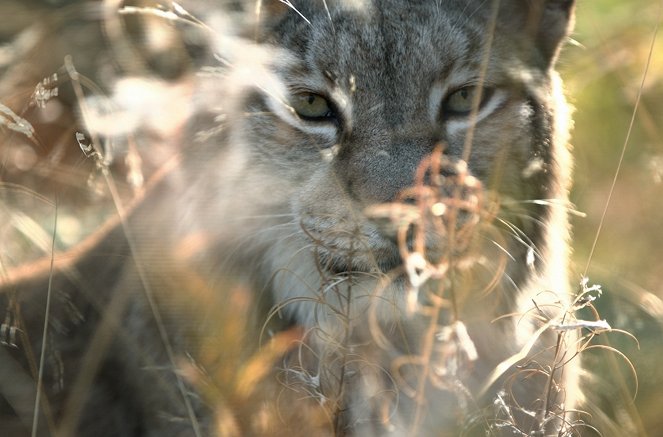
[563,0,663,434]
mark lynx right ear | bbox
[503,0,576,67]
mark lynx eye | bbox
[443,86,493,116]
[291,92,335,121]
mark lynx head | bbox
[182,0,575,319]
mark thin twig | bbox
[583,3,662,278]
[31,198,58,437]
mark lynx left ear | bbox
[504,0,576,67]
[531,0,576,63]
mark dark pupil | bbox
[460,89,469,99]
[307,95,316,105]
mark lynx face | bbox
[186,0,573,323]
[0,0,579,436]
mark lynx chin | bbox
[0,0,583,436]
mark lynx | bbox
[1,0,580,436]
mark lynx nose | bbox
[334,135,443,204]
[364,150,484,268]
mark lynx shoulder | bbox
[1,1,580,436]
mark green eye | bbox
[291,92,335,121]
[444,86,478,115]
[443,86,493,116]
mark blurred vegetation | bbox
[562,0,663,435]
[565,0,663,290]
